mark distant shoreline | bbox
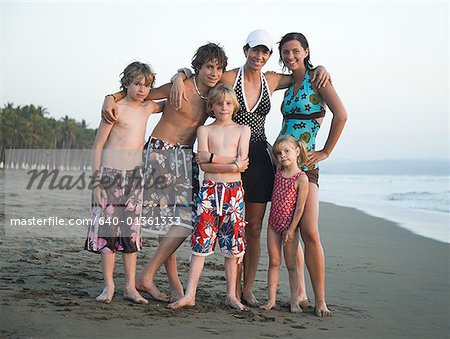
[321,159,449,176]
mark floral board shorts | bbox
[85,166,143,254]
[191,180,247,258]
[141,137,199,235]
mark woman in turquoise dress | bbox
[277,32,348,316]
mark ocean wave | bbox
[385,191,449,213]
[386,191,449,200]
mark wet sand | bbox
[1,171,449,338]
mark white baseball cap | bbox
[245,29,273,51]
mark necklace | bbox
[193,76,208,100]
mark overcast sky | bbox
[1,0,448,161]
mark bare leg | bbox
[284,230,302,313]
[164,251,184,302]
[297,244,310,309]
[242,202,266,307]
[235,262,242,301]
[136,226,190,302]
[123,252,148,304]
[225,257,248,311]
[96,253,115,303]
[260,227,281,311]
[167,254,206,309]
[300,184,331,317]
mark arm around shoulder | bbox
[311,65,332,88]
[148,83,171,100]
[101,91,125,123]
[143,100,164,114]
[220,69,239,86]
[265,71,292,91]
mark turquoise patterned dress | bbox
[279,71,325,171]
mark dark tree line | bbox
[0,103,97,166]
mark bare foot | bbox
[314,301,332,317]
[167,295,195,310]
[124,288,148,305]
[290,301,302,313]
[136,280,169,302]
[241,291,260,307]
[169,288,185,303]
[95,286,114,304]
[259,300,276,311]
[298,298,311,310]
[226,296,248,311]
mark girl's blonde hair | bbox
[272,135,308,166]
[206,84,240,118]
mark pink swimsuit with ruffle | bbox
[268,168,305,234]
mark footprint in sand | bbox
[259,330,293,338]
[196,327,221,336]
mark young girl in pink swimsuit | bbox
[260,135,309,313]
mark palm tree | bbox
[0,103,96,169]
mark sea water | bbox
[319,174,450,243]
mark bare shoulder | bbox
[182,78,197,98]
[197,124,209,134]
[264,70,281,79]
[298,172,309,185]
[237,124,250,140]
[142,100,159,113]
[265,71,292,91]
[150,83,172,99]
[240,124,251,134]
[221,68,239,86]
[316,79,336,95]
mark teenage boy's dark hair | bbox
[191,43,228,75]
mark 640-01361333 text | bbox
[9,216,182,227]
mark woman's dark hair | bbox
[278,32,314,71]
[191,42,228,75]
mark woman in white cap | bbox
[171,29,330,308]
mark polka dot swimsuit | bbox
[232,67,271,142]
[268,167,305,234]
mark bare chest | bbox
[242,79,263,112]
[208,127,240,155]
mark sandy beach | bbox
[1,171,449,338]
